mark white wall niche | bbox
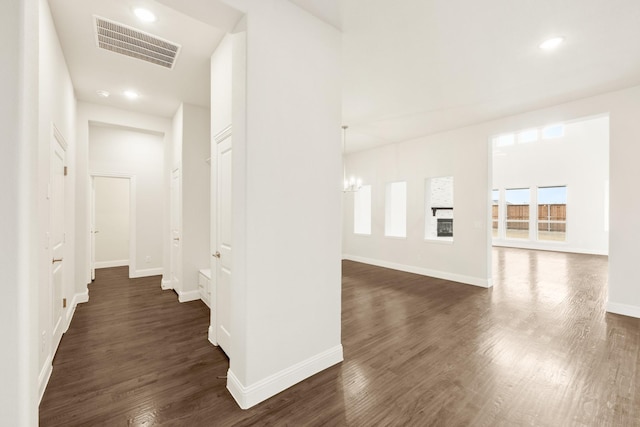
[425,176,454,242]
[385,181,407,238]
[354,184,372,235]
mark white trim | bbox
[213,124,232,143]
[65,291,89,332]
[343,254,492,288]
[52,123,68,150]
[95,259,128,269]
[41,290,88,404]
[178,290,201,303]
[208,325,218,346]
[200,290,211,308]
[607,301,640,319]
[227,345,343,410]
[161,276,173,290]
[130,267,163,278]
[38,356,53,404]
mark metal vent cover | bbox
[94,15,181,69]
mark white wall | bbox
[89,124,164,277]
[94,177,130,267]
[343,84,640,319]
[37,0,78,403]
[75,102,172,295]
[225,0,343,409]
[171,103,211,301]
[1,0,40,423]
[492,115,609,255]
[343,127,491,287]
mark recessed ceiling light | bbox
[96,90,110,98]
[539,37,564,50]
[124,90,139,100]
[133,7,156,23]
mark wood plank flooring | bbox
[39,248,640,426]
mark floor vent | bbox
[94,15,181,69]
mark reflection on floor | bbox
[40,249,640,426]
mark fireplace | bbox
[437,218,453,237]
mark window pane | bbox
[505,188,530,239]
[385,182,407,238]
[425,177,454,240]
[495,133,515,147]
[517,129,538,143]
[542,124,564,139]
[537,186,567,242]
[354,185,372,235]
[492,189,499,238]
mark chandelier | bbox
[342,125,362,192]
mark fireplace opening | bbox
[437,218,453,237]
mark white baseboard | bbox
[40,290,90,402]
[343,254,491,288]
[607,301,640,319]
[65,290,89,332]
[161,276,173,290]
[178,290,201,303]
[95,259,128,269]
[200,290,211,308]
[38,356,53,404]
[130,267,164,278]
[227,344,344,410]
[208,325,218,346]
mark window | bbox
[494,133,515,147]
[425,177,454,241]
[542,124,564,139]
[354,185,372,235]
[537,186,567,242]
[492,189,499,238]
[505,188,530,239]
[517,129,538,144]
[385,181,407,238]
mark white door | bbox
[170,169,181,292]
[214,134,232,356]
[51,134,66,350]
[90,178,96,281]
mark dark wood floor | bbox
[40,248,640,426]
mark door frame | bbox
[50,124,68,353]
[89,172,136,279]
[169,167,182,294]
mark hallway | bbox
[40,249,640,425]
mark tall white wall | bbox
[76,102,172,294]
[0,0,40,423]
[94,177,130,266]
[492,115,609,255]
[36,0,78,403]
[343,84,640,319]
[89,124,164,277]
[224,0,343,409]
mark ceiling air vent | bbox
[94,15,181,69]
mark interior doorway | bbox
[90,174,135,280]
[490,115,610,256]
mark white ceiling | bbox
[48,0,640,151]
[343,0,640,150]
[47,0,242,117]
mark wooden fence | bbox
[492,204,566,231]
